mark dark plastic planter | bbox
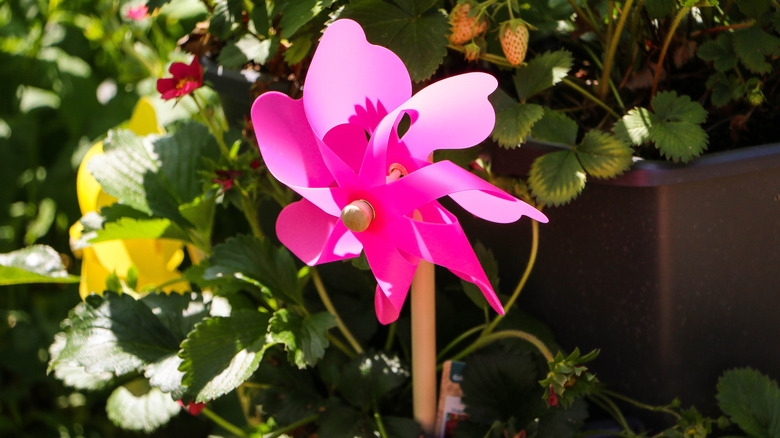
[465,140,780,417]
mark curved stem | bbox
[436,324,486,362]
[562,78,621,119]
[311,267,364,355]
[327,333,356,358]
[191,94,231,159]
[566,0,603,40]
[650,6,691,100]
[598,0,635,100]
[201,407,248,437]
[483,219,539,335]
[374,407,390,438]
[264,414,319,438]
[240,195,264,240]
[383,321,397,351]
[600,389,682,419]
[451,329,554,362]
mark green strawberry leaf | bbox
[267,309,337,369]
[256,356,326,424]
[528,149,586,206]
[513,50,574,101]
[530,109,578,146]
[575,130,633,179]
[48,333,114,390]
[491,103,545,148]
[717,368,780,437]
[460,352,544,427]
[337,352,410,408]
[341,0,449,82]
[91,124,217,226]
[208,0,244,39]
[179,310,271,402]
[90,217,189,243]
[106,378,181,433]
[205,235,305,305]
[736,0,771,19]
[279,0,323,38]
[698,33,738,72]
[217,36,273,69]
[615,92,708,163]
[652,91,707,124]
[0,245,79,285]
[706,73,746,107]
[650,120,708,162]
[49,292,181,377]
[733,26,780,74]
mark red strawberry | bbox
[449,2,488,45]
[500,19,529,66]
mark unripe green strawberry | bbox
[500,20,529,66]
[449,2,488,45]
[747,88,764,106]
[464,40,484,62]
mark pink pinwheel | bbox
[251,19,547,324]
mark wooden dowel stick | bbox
[411,259,436,435]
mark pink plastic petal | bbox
[377,160,548,224]
[395,73,498,161]
[276,199,363,265]
[303,19,412,140]
[321,123,369,175]
[362,73,497,179]
[362,232,419,324]
[385,207,504,315]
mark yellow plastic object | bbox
[70,98,187,299]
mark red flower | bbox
[547,384,559,407]
[126,5,148,20]
[177,400,206,416]
[213,169,241,192]
[156,57,203,100]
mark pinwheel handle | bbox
[341,200,375,232]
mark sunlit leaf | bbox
[575,130,633,179]
[106,378,181,433]
[179,310,271,402]
[513,50,573,101]
[528,149,585,206]
[267,309,337,369]
[0,245,79,285]
[491,103,544,148]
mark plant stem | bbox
[264,414,319,438]
[240,194,264,240]
[451,329,554,362]
[202,407,248,437]
[383,321,397,351]
[566,0,604,40]
[310,267,364,355]
[650,6,691,100]
[483,219,539,336]
[561,78,621,119]
[598,0,635,100]
[327,333,356,358]
[600,389,682,419]
[374,408,390,438]
[437,324,486,362]
[191,94,231,159]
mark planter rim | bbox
[522,138,780,187]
